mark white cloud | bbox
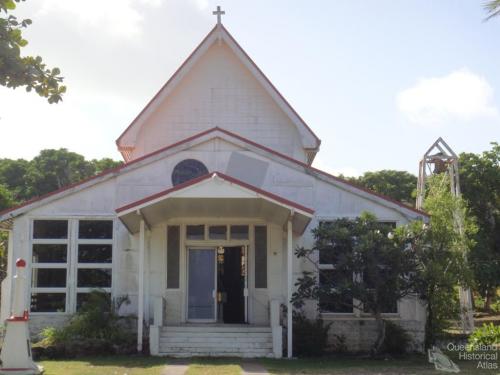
[38,0,164,39]
[311,158,361,178]
[192,0,210,10]
[397,68,498,126]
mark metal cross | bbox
[213,5,225,25]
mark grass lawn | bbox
[262,354,497,374]
[37,353,498,374]
[39,355,168,375]
[186,358,243,375]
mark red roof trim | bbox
[0,128,219,218]
[116,171,315,215]
[0,127,427,219]
[115,24,321,154]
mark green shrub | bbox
[380,320,411,356]
[35,290,135,358]
[293,313,331,357]
[468,323,500,349]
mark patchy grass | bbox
[36,353,499,375]
[261,354,498,374]
[186,358,243,375]
[39,355,167,375]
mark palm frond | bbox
[484,0,500,21]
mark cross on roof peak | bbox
[213,5,225,25]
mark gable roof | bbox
[116,171,315,216]
[116,172,314,235]
[0,127,427,223]
[115,24,321,162]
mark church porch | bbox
[116,172,314,358]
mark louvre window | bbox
[186,225,205,240]
[209,225,227,240]
[30,219,113,314]
[30,220,69,313]
[76,220,113,310]
[230,225,249,240]
[167,226,180,289]
[254,226,267,288]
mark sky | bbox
[1,0,499,177]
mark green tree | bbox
[351,170,417,206]
[402,174,475,347]
[25,149,95,197]
[484,0,500,20]
[459,143,500,311]
[0,0,65,103]
[0,183,14,210]
[294,212,419,355]
[90,158,123,174]
[0,158,29,201]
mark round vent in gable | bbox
[171,159,208,186]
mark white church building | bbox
[0,13,427,358]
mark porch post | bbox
[287,217,293,358]
[137,219,145,352]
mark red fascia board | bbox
[116,24,321,149]
[116,171,315,215]
[0,127,427,218]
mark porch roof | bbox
[116,172,314,235]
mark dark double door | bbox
[217,246,245,324]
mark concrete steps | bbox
[158,325,274,357]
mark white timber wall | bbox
[130,41,306,163]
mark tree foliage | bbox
[401,173,476,347]
[293,212,420,355]
[0,0,65,103]
[347,170,417,206]
[459,142,500,311]
[0,149,123,203]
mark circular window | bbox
[171,159,208,186]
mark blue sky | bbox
[1,0,499,177]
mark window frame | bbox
[29,216,115,315]
[30,220,70,314]
[317,217,400,317]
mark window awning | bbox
[116,172,314,234]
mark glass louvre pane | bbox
[78,244,112,263]
[230,225,249,240]
[33,220,68,239]
[319,270,353,313]
[76,293,111,311]
[209,225,227,240]
[78,220,113,239]
[167,226,180,289]
[254,226,267,288]
[186,225,204,240]
[77,269,111,288]
[31,293,66,312]
[31,268,66,288]
[32,244,67,263]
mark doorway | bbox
[217,246,246,323]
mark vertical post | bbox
[137,219,145,353]
[287,218,293,358]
